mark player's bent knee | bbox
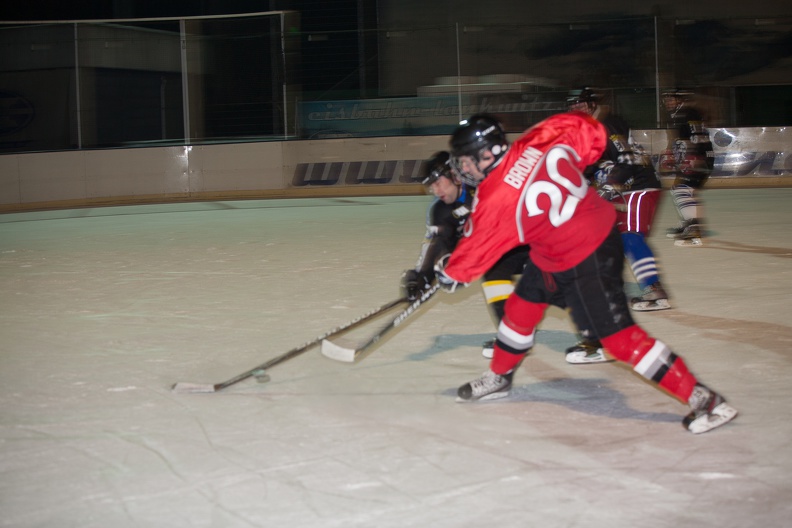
[503,294,546,334]
[600,325,655,366]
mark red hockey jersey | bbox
[444,112,616,283]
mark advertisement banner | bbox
[293,126,792,187]
[297,94,566,139]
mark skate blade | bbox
[687,403,738,434]
[631,299,672,311]
[674,237,703,247]
[565,350,613,364]
[456,390,510,403]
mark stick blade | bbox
[171,382,217,393]
[321,338,357,363]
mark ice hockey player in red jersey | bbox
[436,112,737,434]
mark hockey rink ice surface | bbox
[1,188,791,528]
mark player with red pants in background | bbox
[436,112,737,434]
[564,87,671,364]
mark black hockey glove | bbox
[400,269,432,301]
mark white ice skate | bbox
[481,339,495,359]
[684,384,738,434]
[670,220,704,247]
[631,282,672,311]
[565,341,611,364]
[456,370,513,402]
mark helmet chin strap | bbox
[459,172,481,188]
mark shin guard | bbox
[601,326,697,402]
[490,295,547,375]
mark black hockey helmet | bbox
[450,114,508,160]
[567,87,601,108]
[416,151,457,185]
[449,114,508,182]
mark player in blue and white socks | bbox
[622,229,670,311]
[662,89,713,246]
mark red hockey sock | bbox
[491,347,526,374]
[601,325,697,402]
[503,294,547,331]
[490,295,547,375]
[600,325,652,364]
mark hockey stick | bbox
[321,283,440,363]
[171,296,408,393]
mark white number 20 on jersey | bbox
[524,145,589,227]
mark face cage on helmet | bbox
[454,138,509,185]
[456,171,480,188]
[451,152,485,188]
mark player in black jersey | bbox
[661,89,714,246]
[400,151,528,358]
[564,88,672,363]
